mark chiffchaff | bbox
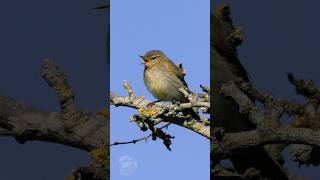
[140,50,200,120]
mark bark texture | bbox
[211,5,320,180]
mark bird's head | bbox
[139,50,166,68]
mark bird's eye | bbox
[151,56,156,60]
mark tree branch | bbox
[111,81,210,140]
[0,60,107,151]
[110,123,172,146]
[0,60,108,180]
[212,4,320,179]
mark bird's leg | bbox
[147,100,162,108]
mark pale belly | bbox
[144,68,185,101]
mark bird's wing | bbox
[162,59,189,88]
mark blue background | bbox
[0,0,107,179]
[214,0,320,179]
[110,0,210,180]
[1,0,316,179]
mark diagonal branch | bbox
[0,60,107,151]
[111,81,210,139]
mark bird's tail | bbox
[182,108,201,120]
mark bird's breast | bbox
[144,67,184,101]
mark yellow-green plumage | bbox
[141,50,199,120]
[143,50,187,102]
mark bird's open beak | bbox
[139,55,147,64]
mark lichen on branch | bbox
[111,80,210,150]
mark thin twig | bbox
[110,123,172,146]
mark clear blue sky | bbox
[110,0,210,179]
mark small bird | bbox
[140,50,200,120]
